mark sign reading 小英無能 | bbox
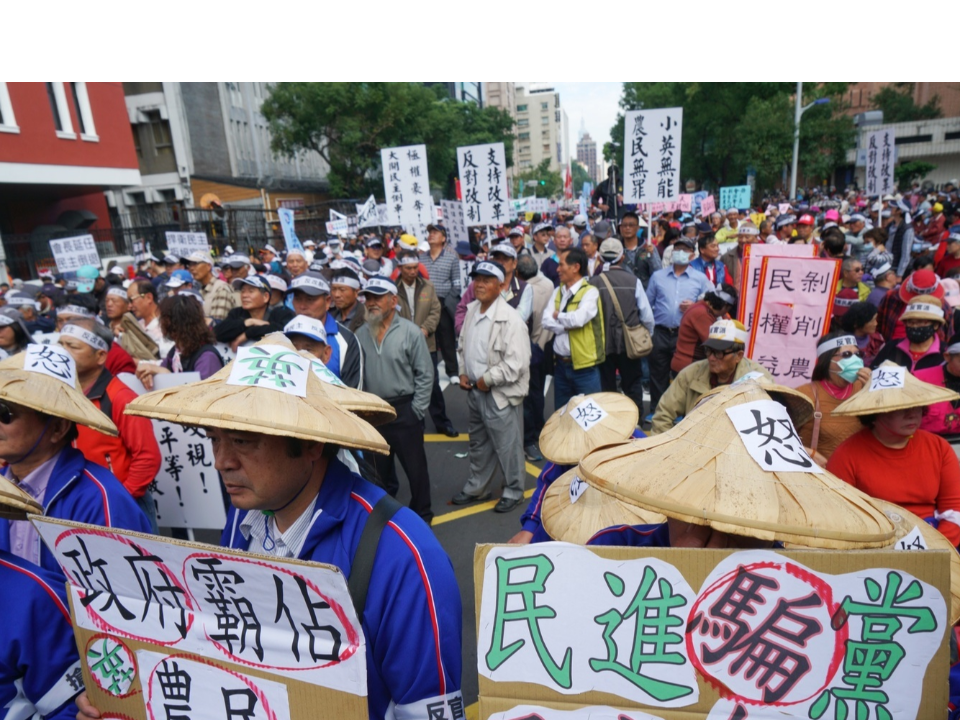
[458,143,509,227]
[50,234,100,274]
[623,108,683,205]
[381,144,432,239]
[865,129,896,197]
[718,185,751,212]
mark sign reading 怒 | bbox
[441,199,468,248]
[226,344,311,398]
[381,144,432,238]
[24,343,76,388]
[458,142,509,226]
[623,108,683,204]
[50,234,100,273]
[32,517,368,719]
[569,397,608,431]
[725,399,822,473]
[277,207,304,253]
[164,231,210,259]
[718,185,751,211]
[475,543,949,720]
[871,365,906,391]
[737,243,819,331]
[865,128,896,197]
[747,256,840,388]
[568,475,588,504]
[356,195,378,229]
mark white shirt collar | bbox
[239,494,319,558]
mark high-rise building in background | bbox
[483,83,517,182]
[577,131,599,183]
[514,86,570,175]
[424,82,483,106]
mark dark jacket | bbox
[590,266,641,356]
[214,305,296,343]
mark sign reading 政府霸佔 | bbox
[475,542,949,720]
[623,108,683,205]
[32,517,368,720]
[458,142,509,227]
[381,144,433,239]
[50,234,100,274]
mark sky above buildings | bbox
[544,82,623,150]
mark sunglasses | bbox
[0,402,14,425]
[834,350,863,359]
[704,347,738,358]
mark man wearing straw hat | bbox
[80,336,464,720]
[0,481,84,720]
[0,345,150,576]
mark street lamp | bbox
[789,81,830,201]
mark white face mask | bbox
[672,250,691,266]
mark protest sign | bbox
[718,185,751,211]
[475,542,949,720]
[865,129,896,197]
[441,199,468,247]
[277,207,304,253]
[33,516,368,719]
[623,108,683,204]
[747,256,841,387]
[699,195,716,217]
[381,144,432,238]
[528,198,550,215]
[50,234,100,273]
[356,195,378,229]
[678,194,693,212]
[164,232,210,259]
[459,142,509,226]
[325,218,349,235]
[737,243,818,330]
[779,202,792,214]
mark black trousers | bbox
[600,351,645,417]
[649,326,678,414]
[372,399,434,522]
[428,351,452,432]
[523,344,547,447]
[435,301,458,376]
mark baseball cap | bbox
[75,264,100,293]
[259,244,279,256]
[696,222,713,234]
[182,250,213,265]
[572,214,588,226]
[598,238,624,262]
[426,224,447,237]
[775,214,797,229]
[455,241,474,258]
[361,277,398,296]
[397,234,419,249]
[797,214,815,226]
[703,319,749,351]
[490,242,518,259]
[288,272,331,296]
[900,269,944,303]
[508,226,525,237]
[532,222,552,235]
[470,260,506,283]
[162,254,179,265]
[674,237,696,250]
[283,315,328,344]
[223,254,252,268]
[366,237,383,248]
[164,269,194,289]
[265,275,288,293]
[593,220,613,240]
[848,213,867,224]
[231,275,271,292]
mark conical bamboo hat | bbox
[578,382,896,549]
[125,337,389,454]
[833,361,960,416]
[540,392,639,464]
[541,467,665,544]
[0,475,42,520]
[0,345,117,436]
[694,374,815,429]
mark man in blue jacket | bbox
[0,346,150,576]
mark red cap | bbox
[797,214,815,226]
[899,269,945,303]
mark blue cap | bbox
[455,241,474,257]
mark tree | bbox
[895,160,937,187]
[513,159,562,199]
[607,83,856,193]
[571,161,592,196]
[261,82,514,198]
[872,83,942,123]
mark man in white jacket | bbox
[451,260,532,513]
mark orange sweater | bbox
[827,427,960,546]
[795,379,866,459]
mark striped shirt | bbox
[418,247,461,298]
[200,277,238,321]
[239,495,318,558]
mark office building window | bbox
[541,102,549,110]
[518,118,529,127]
[131,124,143,158]
[517,104,527,112]
[145,110,173,157]
[0,83,16,133]
[518,132,530,140]
[69,82,98,140]
[46,82,74,138]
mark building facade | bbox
[577,132,599,183]
[0,82,141,278]
[515,86,570,175]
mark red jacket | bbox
[74,369,161,498]
[106,343,137,376]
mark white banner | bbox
[458,142,509,226]
[277,207,303,252]
[440,199,468,247]
[356,195,378,228]
[381,144,432,237]
[865,129,895,197]
[50,234,100,273]
[623,107,683,204]
[164,231,210,258]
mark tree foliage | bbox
[895,160,937,187]
[261,82,515,198]
[607,83,856,192]
[513,159,563,199]
[571,161,592,195]
[872,83,943,123]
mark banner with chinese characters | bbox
[50,234,100,273]
[441,199,469,248]
[33,517,368,720]
[865,129,895,197]
[380,144,432,239]
[459,142,509,227]
[164,231,210,259]
[277,208,304,253]
[623,108,683,204]
[475,543,949,720]
[356,195,379,229]
[747,256,840,387]
[737,243,818,330]
[718,185,751,212]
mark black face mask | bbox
[905,325,937,344]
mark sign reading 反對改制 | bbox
[475,542,949,720]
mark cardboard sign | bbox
[718,185,751,211]
[699,195,716,217]
[459,142,509,227]
[277,208,304,253]
[737,243,819,330]
[50,234,100,273]
[33,517,368,719]
[746,256,840,388]
[475,543,950,720]
[623,108,683,204]
[865,129,895,197]
[325,219,349,235]
[381,144,432,237]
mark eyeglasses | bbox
[704,347,738,358]
[0,402,15,424]
[127,295,142,302]
[834,350,863,359]
[851,267,864,273]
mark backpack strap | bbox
[348,493,403,625]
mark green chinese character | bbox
[589,566,693,702]
[238,347,302,389]
[810,572,937,720]
[485,555,572,688]
[87,638,134,695]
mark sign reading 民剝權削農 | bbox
[164,231,210,259]
[865,129,896,197]
[737,243,819,332]
[475,542,950,720]
[32,517,369,720]
[718,185,751,212]
[623,108,683,205]
[381,144,432,239]
[458,142,509,227]
[49,234,100,274]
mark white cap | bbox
[283,315,327,344]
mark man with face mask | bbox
[645,237,715,417]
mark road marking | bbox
[424,434,468,442]
[525,461,543,478]
[431,462,542,526]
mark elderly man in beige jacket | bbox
[452,260,532,513]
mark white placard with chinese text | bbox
[570,398,608,431]
[623,108,683,204]
[870,365,906,391]
[441,199,468,247]
[50,234,100,273]
[226,344,310,398]
[23,343,76,388]
[725,399,823,474]
[381,144,432,237]
[277,208,304,253]
[458,142,509,227]
[165,232,210,258]
[356,195,378,229]
[865,129,896,197]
